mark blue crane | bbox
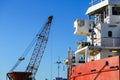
[8,16,53,80]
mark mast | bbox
[56,57,62,77]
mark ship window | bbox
[108,31,112,37]
[79,20,85,26]
[105,7,108,18]
[112,7,120,15]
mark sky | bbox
[0,0,91,80]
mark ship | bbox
[64,0,120,80]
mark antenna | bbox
[56,56,62,77]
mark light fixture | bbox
[111,50,118,53]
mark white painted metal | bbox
[74,0,120,64]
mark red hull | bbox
[68,56,120,80]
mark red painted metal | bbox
[68,56,120,80]
[7,72,32,80]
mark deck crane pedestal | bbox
[7,16,53,80]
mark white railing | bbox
[77,37,120,48]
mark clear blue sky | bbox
[0,0,90,80]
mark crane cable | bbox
[50,26,53,80]
[10,36,37,71]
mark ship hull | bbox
[68,56,120,80]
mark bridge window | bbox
[105,7,108,18]
[108,31,112,37]
[112,7,120,15]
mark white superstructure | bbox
[74,0,120,64]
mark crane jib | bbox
[9,16,53,80]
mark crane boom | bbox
[25,16,53,79]
[8,16,53,80]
